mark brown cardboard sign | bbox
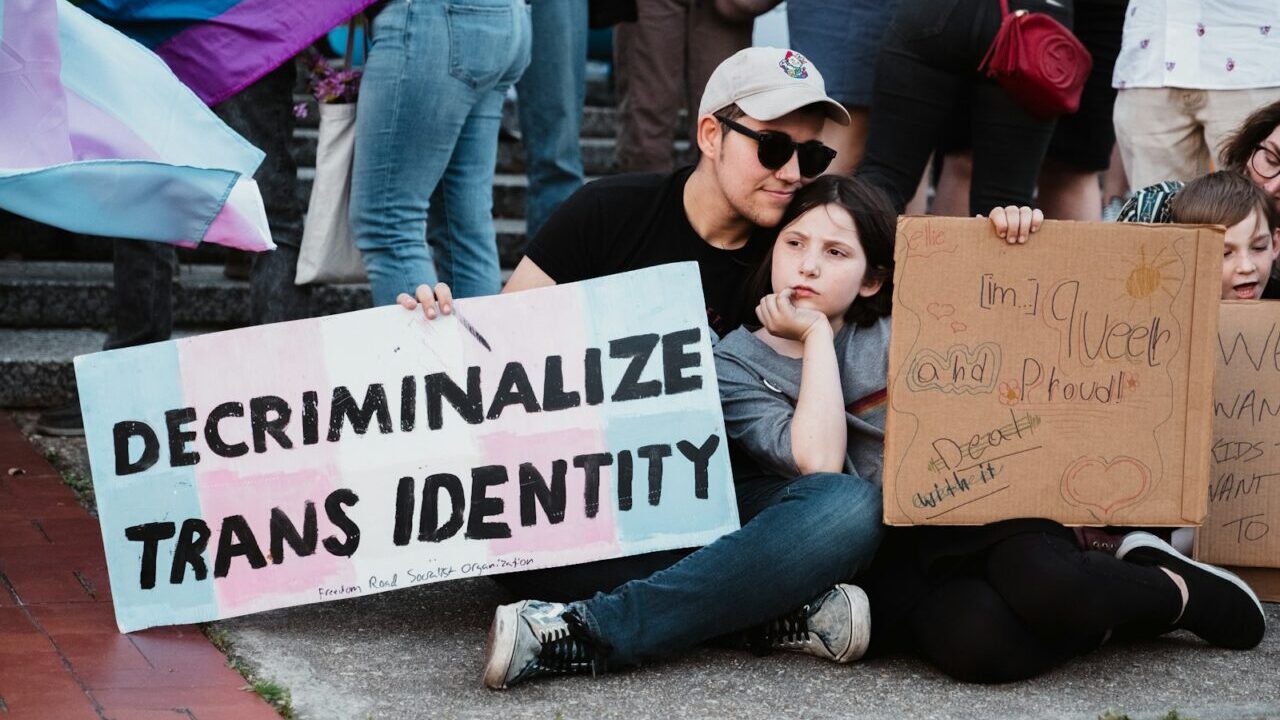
[1194,301,1280,571]
[1224,566,1280,604]
[884,217,1220,526]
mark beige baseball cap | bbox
[697,46,850,126]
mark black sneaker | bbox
[1117,531,1266,649]
[34,401,84,437]
[754,584,870,663]
[483,600,605,689]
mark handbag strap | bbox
[998,0,1011,18]
[341,14,370,71]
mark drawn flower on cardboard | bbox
[998,380,1021,406]
[1126,375,1139,392]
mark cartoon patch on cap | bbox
[778,51,809,80]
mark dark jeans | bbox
[857,0,1073,215]
[108,60,309,351]
[902,530,1180,683]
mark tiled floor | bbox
[0,413,280,720]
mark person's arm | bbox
[756,289,846,474]
[502,257,556,294]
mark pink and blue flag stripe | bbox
[76,0,378,106]
[0,0,273,251]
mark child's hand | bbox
[979,206,1044,244]
[756,289,830,342]
[396,282,453,320]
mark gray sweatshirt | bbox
[713,317,891,485]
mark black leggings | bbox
[907,531,1181,683]
[857,0,1073,215]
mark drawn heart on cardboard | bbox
[1060,456,1151,518]
[950,321,967,333]
[927,303,955,320]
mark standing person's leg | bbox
[787,0,898,173]
[966,79,1057,215]
[1037,0,1122,221]
[683,0,752,144]
[856,13,966,213]
[1200,87,1280,170]
[105,239,175,351]
[1114,88,1207,188]
[613,0,687,173]
[516,0,588,240]
[350,0,490,306]
[214,60,313,324]
[428,4,532,299]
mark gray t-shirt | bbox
[713,317,891,485]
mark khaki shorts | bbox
[1113,86,1280,189]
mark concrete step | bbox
[289,130,691,176]
[0,219,529,269]
[0,259,520,330]
[297,169,542,221]
[0,261,370,329]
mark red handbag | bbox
[978,0,1093,120]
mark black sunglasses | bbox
[718,117,837,178]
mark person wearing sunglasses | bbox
[1118,99,1280,299]
[399,47,890,689]
[489,46,850,341]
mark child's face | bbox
[1222,209,1279,300]
[771,203,882,327]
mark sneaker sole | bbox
[837,584,871,663]
[482,600,528,690]
[1116,532,1265,633]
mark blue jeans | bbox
[574,472,884,668]
[515,0,587,240]
[351,0,531,305]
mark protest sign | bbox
[76,263,738,632]
[884,217,1219,526]
[1195,301,1280,601]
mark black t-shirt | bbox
[524,167,772,339]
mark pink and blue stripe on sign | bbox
[76,0,378,106]
[0,0,273,251]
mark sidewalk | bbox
[5,410,1280,719]
[0,413,279,720]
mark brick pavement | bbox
[0,413,280,720]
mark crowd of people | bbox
[25,0,1280,689]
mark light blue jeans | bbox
[351,0,531,305]
[574,472,885,668]
[515,0,587,240]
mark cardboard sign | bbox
[884,218,1220,526]
[76,263,739,632]
[1194,301,1280,600]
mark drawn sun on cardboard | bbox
[1111,244,1183,314]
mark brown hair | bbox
[742,175,896,327]
[1219,99,1280,172]
[1169,171,1278,233]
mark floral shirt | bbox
[1112,1,1280,90]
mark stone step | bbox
[0,256,522,330]
[292,70,616,130]
[0,261,369,329]
[289,130,692,176]
[297,169,542,221]
[1,219,529,269]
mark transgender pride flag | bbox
[76,0,378,106]
[0,0,273,251]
